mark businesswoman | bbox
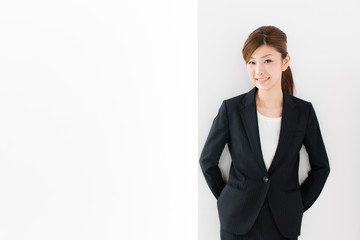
[199,25,330,240]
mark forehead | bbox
[250,45,279,59]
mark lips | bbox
[256,77,270,82]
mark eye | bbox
[248,59,272,65]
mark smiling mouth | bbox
[256,77,270,82]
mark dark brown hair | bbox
[242,25,295,96]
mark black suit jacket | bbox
[199,86,330,238]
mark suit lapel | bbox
[239,86,298,174]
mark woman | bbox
[199,25,330,240]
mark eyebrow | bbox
[249,54,274,59]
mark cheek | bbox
[246,67,255,76]
[265,64,276,73]
[265,63,281,74]
[248,71,256,80]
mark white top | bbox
[257,111,282,171]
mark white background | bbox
[0,1,196,239]
[198,0,360,239]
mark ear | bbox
[282,53,291,71]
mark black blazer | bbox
[199,86,330,238]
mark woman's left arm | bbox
[301,102,331,212]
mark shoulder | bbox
[218,93,247,114]
[222,92,247,106]
[291,94,311,106]
[209,94,245,117]
[290,95,314,113]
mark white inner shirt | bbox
[257,111,282,171]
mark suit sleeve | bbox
[199,100,229,200]
[301,102,330,212]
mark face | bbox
[246,45,290,92]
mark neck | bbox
[256,87,283,108]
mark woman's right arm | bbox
[199,100,229,199]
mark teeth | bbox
[258,77,269,82]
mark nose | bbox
[255,64,265,76]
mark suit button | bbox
[263,176,269,183]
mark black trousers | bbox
[220,196,299,240]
